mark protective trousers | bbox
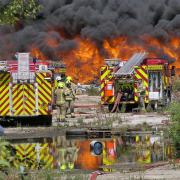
[56,104,66,121]
[66,100,75,117]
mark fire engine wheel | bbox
[108,104,115,112]
[40,115,52,126]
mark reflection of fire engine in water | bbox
[0,53,66,124]
[75,140,101,170]
[100,52,176,112]
[0,136,79,171]
[102,139,117,172]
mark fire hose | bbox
[111,92,122,113]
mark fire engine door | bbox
[12,84,36,116]
[148,71,163,100]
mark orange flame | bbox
[31,35,180,83]
[62,37,103,83]
[31,47,47,60]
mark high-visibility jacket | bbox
[55,88,66,105]
[64,85,75,101]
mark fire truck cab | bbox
[100,52,174,112]
[0,53,66,124]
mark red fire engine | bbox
[0,53,66,124]
[100,52,175,111]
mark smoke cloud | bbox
[0,0,180,61]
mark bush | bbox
[86,86,100,96]
[173,79,180,92]
[168,102,180,158]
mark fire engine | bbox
[0,53,66,124]
[100,52,175,112]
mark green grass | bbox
[168,102,180,158]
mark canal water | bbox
[1,134,173,172]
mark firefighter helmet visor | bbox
[56,76,62,81]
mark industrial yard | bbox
[1,0,180,180]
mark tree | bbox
[0,0,41,25]
[169,102,180,158]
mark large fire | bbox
[30,35,180,83]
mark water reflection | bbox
[1,134,173,171]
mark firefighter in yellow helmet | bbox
[65,76,76,118]
[54,82,66,121]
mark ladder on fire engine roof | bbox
[115,52,148,77]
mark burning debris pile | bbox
[0,0,180,82]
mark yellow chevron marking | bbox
[0,74,10,86]
[101,66,106,71]
[25,100,35,110]
[135,73,141,80]
[0,97,9,111]
[44,156,53,169]
[24,87,35,98]
[0,73,4,79]
[0,80,9,91]
[38,81,51,99]
[14,107,23,116]
[36,79,51,96]
[38,108,47,115]
[138,69,148,79]
[2,108,10,116]
[38,91,49,104]
[109,97,115,103]
[37,73,52,90]
[26,144,36,153]
[13,91,23,104]
[0,87,9,98]
[100,69,111,81]
[101,83,105,89]
[143,81,148,88]
[13,94,23,109]
[0,74,10,116]
[105,96,115,103]
[135,74,148,87]
[24,108,31,116]
[24,85,35,115]
[101,91,104,97]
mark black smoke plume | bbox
[0,0,180,62]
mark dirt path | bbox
[2,95,170,138]
[96,164,180,180]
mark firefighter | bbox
[138,80,146,112]
[54,82,66,122]
[55,76,62,89]
[65,76,76,118]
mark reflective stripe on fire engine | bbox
[12,84,24,116]
[100,66,114,104]
[147,65,163,70]
[134,83,138,102]
[14,143,37,169]
[0,73,10,116]
[13,143,54,169]
[36,72,52,115]
[40,143,54,169]
[23,84,36,116]
[134,66,149,103]
[11,84,36,116]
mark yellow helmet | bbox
[66,76,72,81]
[58,82,64,88]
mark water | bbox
[1,134,173,172]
